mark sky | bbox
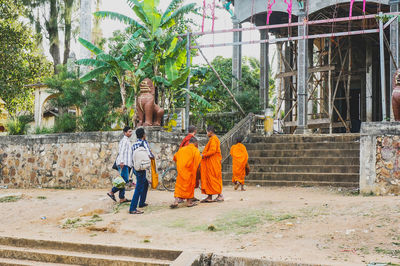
[92,0,262,64]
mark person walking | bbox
[129,128,154,214]
[107,126,132,203]
[170,137,202,208]
[179,125,197,148]
[230,135,249,191]
[200,125,224,203]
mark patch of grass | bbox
[113,202,130,214]
[374,247,400,258]
[143,239,151,243]
[167,219,187,229]
[192,210,297,235]
[0,196,21,203]
[62,214,103,229]
[89,234,97,237]
[362,191,375,197]
[37,196,47,200]
[358,246,370,255]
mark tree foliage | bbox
[0,0,52,116]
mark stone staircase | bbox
[222,134,360,187]
[0,236,181,265]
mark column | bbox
[79,0,92,73]
[308,39,314,120]
[296,10,309,133]
[260,29,270,110]
[390,0,400,120]
[232,18,242,92]
[366,42,373,122]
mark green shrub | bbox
[53,113,77,133]
[5,116,32,135]
[34,127,54,134]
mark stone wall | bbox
[360,122,400,195]
[0,129,207,189]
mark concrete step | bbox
[222,164,359,173]
[223,179,358,187]
[0,257,77,266]
[247,149,359,158]
[222,172,359,183]
[0,245,171,266]
[0,237,180,262]
[248,134,360,143]
[245,142,360,150]
[248,157,359,165]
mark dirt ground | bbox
[0,186,400,265]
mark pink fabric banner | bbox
[283,0,293,22]
[363,0,366,14]
[266,0,276,25]
[349,0,355,17]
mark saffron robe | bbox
[179,134,194,148]
[201,135,223,195]
[173,144,201,199]
[230,143,249,185]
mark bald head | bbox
[189,137,199,147]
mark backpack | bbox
[133,146,151,171]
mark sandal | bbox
[120,199,131,203]
[186,202,198,207]
[129,210,144,214]
[107,193,116,202]
[234,182,240,190]
[200,198,214,203]
[215,197,224,202]
[170,203,179,209]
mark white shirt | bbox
[116,135,133,168]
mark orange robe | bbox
[173,144,201,199]
[230,143,249,185]
[201,135,222,195]
[179,134,194,148]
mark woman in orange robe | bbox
[230,136,249,191]
[170,137,201,208]
[200,125,223,202]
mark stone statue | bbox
[392,69,400,121]
[136,78,164,127]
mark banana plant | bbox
[94,0,195,94]
[75,35,142,114]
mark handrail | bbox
[220,113,255,164]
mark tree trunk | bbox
[63,0,74,65]
[48,0,61,72]
[119,76,127,112]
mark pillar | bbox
[296,10,309,133]
[307,39,314,120]
[284,42,292,124]
[390,0,400,120]
[366,42,373,122]
[260,29,270,110]
[232,18,242,92]
[79,0,92,73]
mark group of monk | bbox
[170,125,249,208]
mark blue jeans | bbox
[129,169,149,212]
[111,165,130,199]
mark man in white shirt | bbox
[107,126,133,203]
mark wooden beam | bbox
[276,65,335,78]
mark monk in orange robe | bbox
[179,125,197,148]
[200,125,223,202]
[170,137,201,208]
[230,136,249,191]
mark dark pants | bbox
[111,165,130,199]
[129,169,148,212]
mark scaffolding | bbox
[184,1,400,134]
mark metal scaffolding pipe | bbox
[379,12,387,121]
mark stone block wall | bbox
[0,129,207,189]
[360,122,400,195]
